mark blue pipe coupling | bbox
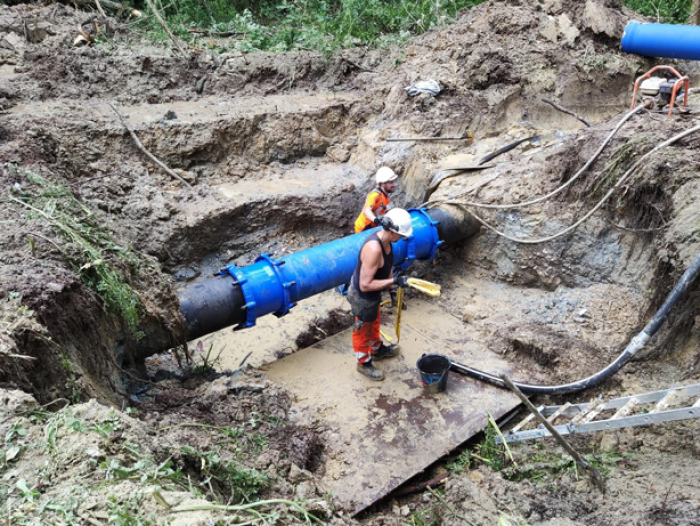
[622,21,700,60]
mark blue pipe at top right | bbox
[622,21,700,60]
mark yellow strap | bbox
[407,278,441,297]
[395,286,404,341]
[380,287,404,344]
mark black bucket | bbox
[416,354,451,393]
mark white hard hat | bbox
[383,208,413,237]
[375,166,398,184]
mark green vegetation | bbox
[194,341,224,375]
[108,494,156,526]
[0,407,316,525]
[8,166,145,339]
[59,354,81,403]
[502,450,624,484]
[126,0,484,53]
[116,0,698,55]
[444,421,627,490]
[181,445,269,502]
[113,0,700,55]
[622,0,692,24]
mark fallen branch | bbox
[108,102,192,188]
[390,472,450,497]
[0,350,37,361]
[143,0,186,56]
[386,135,473,142]
[542,98,591,127]
[340,55,374,73]
[187,28,243,37]
[26,231,66,256]
[479,136,535,165]
[94,0,107,18]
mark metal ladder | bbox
[496,383,700,444]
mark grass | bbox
[7,166,146,340]
[114,0,695,57]
[125,0,485,54]
[622,0,692,24]
[501,449,624,485]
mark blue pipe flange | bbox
[254,253,296,318]
[396,208,443,271]
[414,207,444,260]
[221,264,258,329]
[398,230,417,272]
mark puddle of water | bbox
[187,289,349,371]
[263,296,519,515]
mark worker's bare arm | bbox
[362,205,376,224]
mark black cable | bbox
[450,250,700,394]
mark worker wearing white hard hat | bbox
[353,166,399,234]
[348,208,413,381]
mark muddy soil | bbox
[2,0,700,524]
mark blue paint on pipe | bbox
[222,208,442,328]
[622,21,700,60]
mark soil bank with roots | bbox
[1,0,700,524]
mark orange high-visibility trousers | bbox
[352,312,382,364]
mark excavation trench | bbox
[5,2,700,522]
[4,79,674,510]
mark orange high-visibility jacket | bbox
[354,189,390,233]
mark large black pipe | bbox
[178,275,246,340]
[179,205,479,340]
[429,206,480,245]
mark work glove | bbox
[394,275,409,288]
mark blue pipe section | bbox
[222,208,441,328]
[622,21,700,60]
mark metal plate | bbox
[264,298,520,515]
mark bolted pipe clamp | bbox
[255,253,296,319]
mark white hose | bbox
[429,105,645,210]
[443,122,700,244]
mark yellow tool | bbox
[380,286,404,344]
[407,278,441,297]
[380,279,440,344]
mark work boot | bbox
[373,343,399,360]
[356,361,384,381]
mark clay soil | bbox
[2,0,700,525]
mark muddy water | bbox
[188,289,349,370]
